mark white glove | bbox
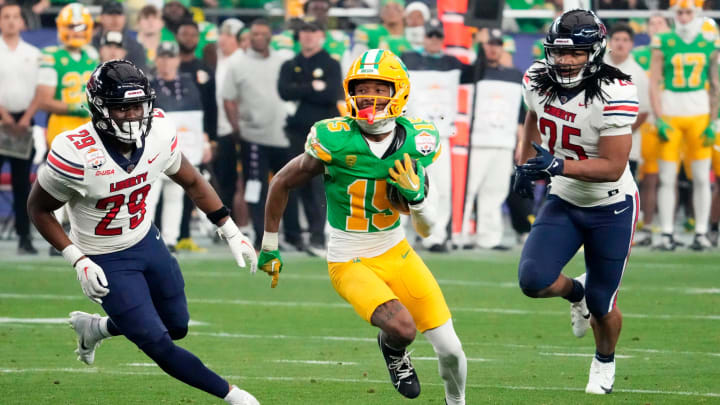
[218,219,258,273]
[75,257,110,304]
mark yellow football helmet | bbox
[56,3,94,48]
[343,49,410,123]
[670,0,703,10]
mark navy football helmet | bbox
[86,60,156,146]
[543,9,607,88]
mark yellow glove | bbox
[387,153,425,203]
[258,250,282,288]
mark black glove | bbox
[513,167,536,199]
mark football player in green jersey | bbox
[258,49,468,404]
[649,0,720,250]
[37,3,98,146]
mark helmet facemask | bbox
[545,40,604,88]
[90,94,154,148]
[347,79,406,134]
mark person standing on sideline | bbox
[401,19,468,252]
[515,10,639,395]
[0,1,42,254]
[91,1,147,72]
[222,18,300,250]
[98,31,128,62]
[214,18,248,230]
[278,17,343,256]
[462,28,524,250]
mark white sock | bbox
[691,159,712,234]
[657,160,678,234]
[224,385,259,405]
[423,319,467,405]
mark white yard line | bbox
[272,360,359,365]
[1,292,718,321]
[414,356,491,362]
[538,352,633,359]
[0,317,208,326]
[0,367,718,398]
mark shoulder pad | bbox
[47,128,89,179]
[312,117,355,153]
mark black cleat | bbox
[377,332,420,399]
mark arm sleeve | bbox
[600,81,639,137]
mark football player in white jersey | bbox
[27,60,259,405]
[514,10,639,395]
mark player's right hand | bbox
[74,257,109,304]
[656,118,672,142]
[512,168,535,199]
[258,250,282,288]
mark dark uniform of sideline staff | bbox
[278,17,343,254]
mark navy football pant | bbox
[89,227,229,398]
[518,193,639,317]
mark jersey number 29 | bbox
[95,185,152,236]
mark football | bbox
[386,159,430,215]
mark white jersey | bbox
[38,109,182,255]
[522,62,639,207]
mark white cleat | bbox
[68,311,106,365]
[585,357,615,394]
[570,273,590,338]
[224,385,260,405]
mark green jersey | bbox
[632,45,652,71]
[353,24,389,51]
[378,35,414,57]
[651,28,720,92]
[39,46,98,104]
[270,29,350,63]
[305,116,440,233]
[161,21,218,60]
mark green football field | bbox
[1,247,718,404]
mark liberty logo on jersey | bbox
[543,105,577,123]
[110,172,148,192]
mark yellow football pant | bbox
[640,122,660,175]
[47,114,90,145]
[659,115,711,162]
[328,238,451,333]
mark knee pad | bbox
[168,327,188,341]
[518,258,552,297]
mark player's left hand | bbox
[258,250,282,288]
[217,219,258,273]
[512,168,535,199]
[388,153,425,203]
[701,120,718,147]
[520,142,564,180]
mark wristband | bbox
[408,198,427,211]
[261,232,278,251]
[217,219,240,239]
[62,244,84,267]
[207,206,231,225]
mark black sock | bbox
[711,222,719,232]
[595,351,615,363]
[107,318,121,336]
[562,279,585,303]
